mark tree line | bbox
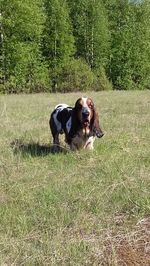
[0,0,150,93]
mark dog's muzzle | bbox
[82,108,90,127]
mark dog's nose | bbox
[82,108,90,117]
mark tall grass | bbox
[0,91,150,265]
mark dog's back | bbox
[50,104,72,135]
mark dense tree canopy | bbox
[1,0,50,92]
[0,0,150,92]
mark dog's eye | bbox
[89,104,93,109]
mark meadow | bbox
[0,91,150,265]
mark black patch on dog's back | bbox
[57,107,72,130]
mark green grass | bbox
[0,91,150,265]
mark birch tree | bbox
[67,0,109,70]
[43,0,75,90]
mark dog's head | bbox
[74,97,104,138]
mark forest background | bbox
[0,0,150,93]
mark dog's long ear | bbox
[68,106,80,141]
[91,107,104,138]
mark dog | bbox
[49,97,104,151]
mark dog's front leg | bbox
[52,133,60,152]
[84,136,95,150]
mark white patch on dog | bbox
[66,116,72,133]
[55,104,68,110]
[53,112,61,132]
[53,104,69,133]
[84,136,95,149]
[81,97,90,114]
[82,97,88,107]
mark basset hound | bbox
[49,97,104,151]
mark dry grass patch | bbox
[102,217,150,265]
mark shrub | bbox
[93,68,113,91]
[0,64,51,94]
[51,59,94,92]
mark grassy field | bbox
[0,91,150,265]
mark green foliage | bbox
[1,0,150,92]
[105,0,150,90]
[49,59,112,92]
[67,0,109,70]
[51,59,94,92]
[42,0,76,91]
[1,0,50,93]
[93,68,113,91]
[2,42,50,93]
[43,0,75,68]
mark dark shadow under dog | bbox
[11,139,68,157]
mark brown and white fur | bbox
[49,97,104,151]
